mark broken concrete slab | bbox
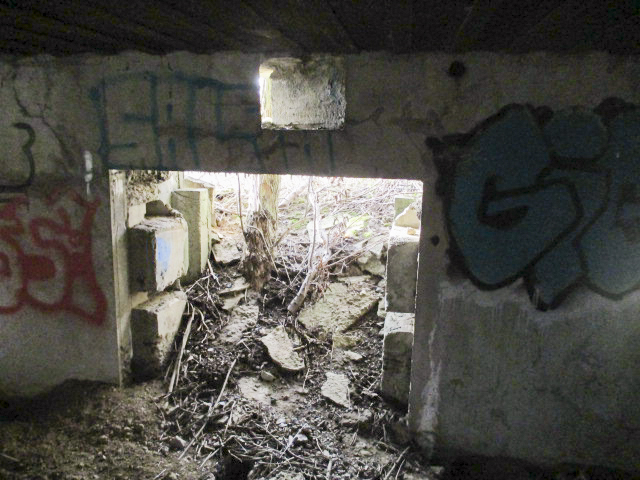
[343,350,363,362]
[339,409,373,427]
[260,326,304,372]
[394,205,420,229]
[212,233,244,265]
[357,252,386,277]
[236,376,304,414]
[221,294,244,312]
[131,291,187,379]
[321,372,350,407]
[385,226,419,313]
[221,305,259,344]
[381,312,414,407]
[355,235,387,276]
[129,216,189,292]
[298,276,379,335]
[171,188,211,283]
[219,277,250,295]
[332,332,361,349]
[354,234,386,260]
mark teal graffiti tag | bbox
[429,98,640,309]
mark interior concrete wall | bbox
[261,56,346,130]
[0,51,638,470]
[111,170,184,380]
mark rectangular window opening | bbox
[259,57,346,130]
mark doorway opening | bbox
[120,169,425,478]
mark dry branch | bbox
[287,183,330,314]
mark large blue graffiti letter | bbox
[581,109,640,296]
[448,107,579,290]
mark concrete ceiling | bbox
[1,0,638,57]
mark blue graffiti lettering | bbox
[430,99,640,309]
[90,72,260,170]
[90,71,340,175]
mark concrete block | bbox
[171,189,211,283]
[385,226,419,313]
[394,206,420,229]
[131,291,187,378]
[381,312,414,406]
[127,203,146,228]
[129,216,188,292]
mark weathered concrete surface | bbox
[381,312,414,407]
[413,283,640,470]
[394,206,420,229]
[127,203,147,228]
[260,326,304,372]
[298,276,379,335]
[171,188,211,283]
[0,181,119,398]
[212,233,244,265]
[409,180,640,471]
[356,236,386,277]
[321,372,351,407]
[2,50,640,472]
[219,277,250,295]
[357,252,385,277]
[221,304,259,345]
[260,56,345,130]
[131,290,187,378]
[129,216,189,292]
[386,227,419,313]
[221,294,244,311]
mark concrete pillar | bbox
[129,216,188,292]
[131,291,187,378]
[171,189,211,283]
[381,312,415,407]
[385,226,419,313]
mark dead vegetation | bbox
[158,175,428,479]
[0,174,631,479]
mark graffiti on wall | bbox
[0,184,107,326]
[429,98,640,309]
[89,71,338,174]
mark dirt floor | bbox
[0,176,635,480]
[0,274,433,480]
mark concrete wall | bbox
[260,56,345,130]
[111,170,185,379]
[0,64,119,396]
[0,50,639,470]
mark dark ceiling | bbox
[1,0,638,57]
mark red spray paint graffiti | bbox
[0,190,107,326]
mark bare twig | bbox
[179,357,237,460]
[168,307,196,394]
[383,446,410,480]
[237,173,245,235]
